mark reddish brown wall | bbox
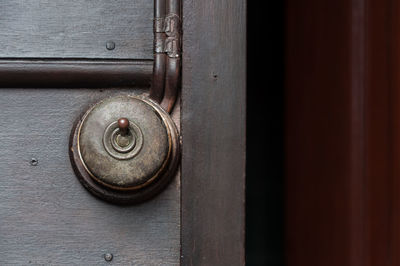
[286,0,400,265]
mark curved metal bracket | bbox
[150,0,182,113]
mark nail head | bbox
[106,41,115,50]
[104,253,113,262]
[30,158,38,166]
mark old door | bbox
[0,1,245,265]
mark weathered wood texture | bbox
[0,0,153,59]
[0,89,180,265]
[181,0,246,265]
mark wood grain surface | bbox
[181,0,246,265]
[0,0,153,59]
[0,89,180,265]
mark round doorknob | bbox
[69,95,180,204]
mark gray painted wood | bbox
[181,0,246,265]
[0,89,180,265]
[0,0,153,59]
[0,59,153,88]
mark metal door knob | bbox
[69,95,180,204]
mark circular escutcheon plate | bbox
[69,95,180,204]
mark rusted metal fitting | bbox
[151,0,181,112]
[154,14,181,58]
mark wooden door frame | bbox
[181,0,246,265]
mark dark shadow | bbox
[246,1,285,265]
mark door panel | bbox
[0,89,180,265]
[181,0,246,265]
[0,0,153,59]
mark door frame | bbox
[181,0,246,265]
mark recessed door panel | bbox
[0,0,153,59]
[0,89,180,265]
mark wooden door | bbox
[0,1,246,265]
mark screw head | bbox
[104,253,113,262]
[106,41,115,50]
[30,158,38,166]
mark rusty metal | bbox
[161,0,181,112]
[69,95,180,204]
[161,56,180,112]
[164,13,181,58]
[150,54,166,103]
[150,0,166,103]
[150,0,181,112]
